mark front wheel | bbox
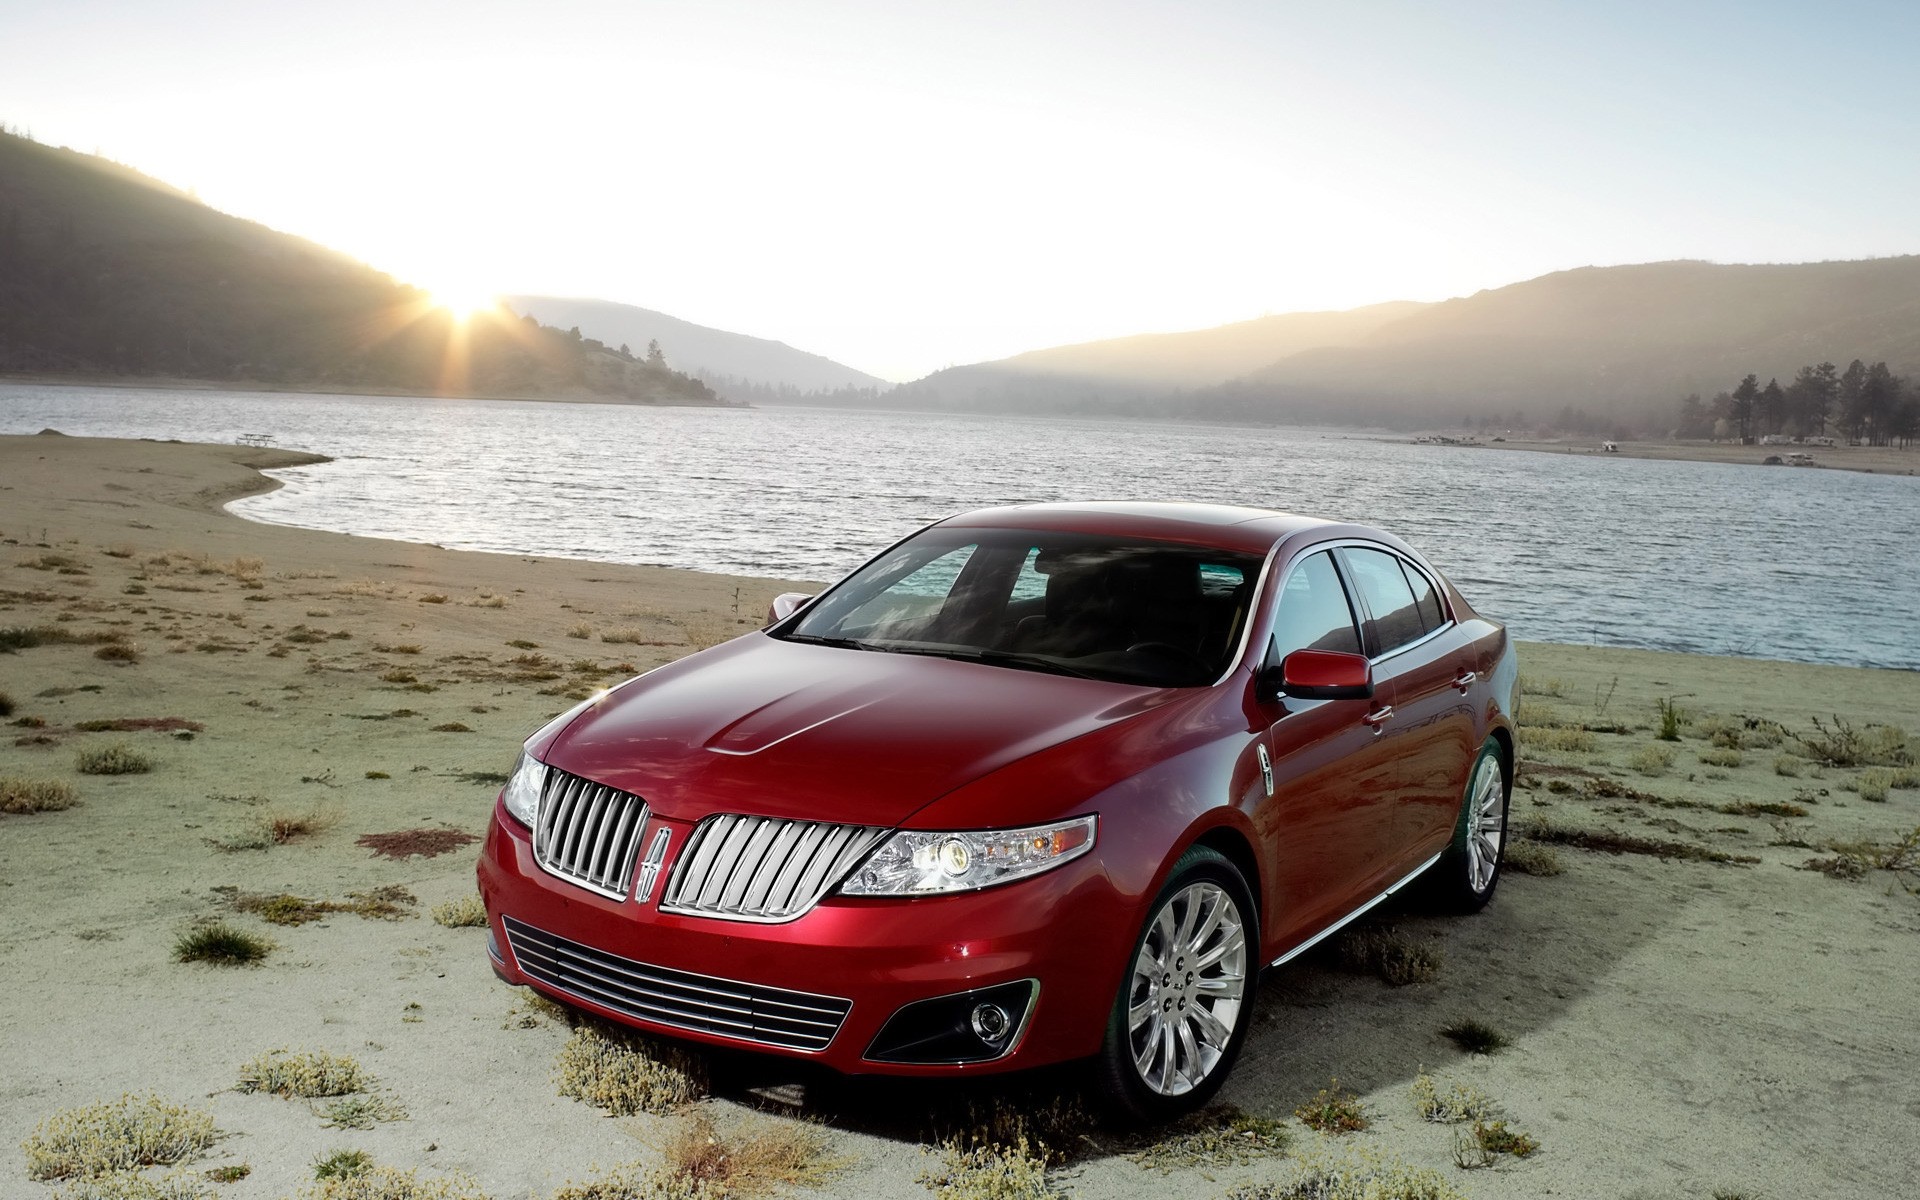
[1426,740,1509,912]
[1094,845,1257,1123]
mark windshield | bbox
[778,528,1263,686]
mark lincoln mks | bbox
[477,502,1517,1119]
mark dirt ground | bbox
[1,433,1916,1199]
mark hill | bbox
[1195,257,1920,428]
[856,258,1920,431]
[506,295,889,401]
[0,132,725,405]
[879,302,1423,414]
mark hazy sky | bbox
[4,0,1917,380]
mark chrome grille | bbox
[501,916,850,1051]
[534,767,648,899]
[661,814,888,922]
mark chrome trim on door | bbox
[1268,851,1444,968]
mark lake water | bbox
[3,382,1916,671]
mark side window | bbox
[1269,551,1361,661]
[1399,559,1447,634]
[1341,547,1425,654]
[1009,547,1048,603]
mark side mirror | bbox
[765,592,814,626]
[1259,647,1374,703]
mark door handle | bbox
[1362,705,1394,732]
[1451,670,1478,692]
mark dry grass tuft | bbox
[1454,1119,1540,1169]
[2,775,79,814]
[431,895,488,928]
[76,743,155,775]
[1794,716,1911,768]
[94,642,141,663]
[1439,1019,1508,1055]
[173,922,272,966]
[1294,1078,1368,1134]
[1698,746,1743,768]
[1127,1104,1291,1171]
[232,886,416,926]
[430,722,473,733]
[356,828,479,860]
[1805,826,1920,881]
[313,1149,374,1180]
[237,1049,371,1098]
[319,1094,410,1130]
[556,1021,709,1116]
[1501,841,1563,876]
[1230,1144,1465,1200]
[649,1111,843,1198]
[297,1165,489,1200]
[920,1138,1060,1200]
[23,1094,217,1181]
[1410,1072,1496,1124]
[1518,815,1757,865]
[1628,744,1675,776]
[1332,925,1441,985]
[1527,727,1597,754]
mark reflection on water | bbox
[4,383,1916,671]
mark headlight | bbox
[501,750,546,828]
[839,815,1097,896]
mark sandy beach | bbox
[2,433,1917,1200]
[1471,434,1919,477]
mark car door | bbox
[1254,549,1407,949]
[1336,545,1478,863]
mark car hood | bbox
[541,633,1171,828]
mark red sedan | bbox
[478,502,1517,1120]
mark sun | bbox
[430,285,499,322]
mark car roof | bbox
[935,501,1349,555]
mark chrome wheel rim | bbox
[1465,755,1506,893]
[1126,880,1247,1096]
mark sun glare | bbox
[431,286,498,322]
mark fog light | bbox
[970,1002,1011,1042]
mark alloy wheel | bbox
[1126,879,1248,1096]
[1464,754,1506,893]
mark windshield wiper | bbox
[884,645,1100,679]
[777,633,878,651]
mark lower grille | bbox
[661,813,888,923]
[535,767,647,899]
[501,916,850,1052]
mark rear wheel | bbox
[1426,740,1508,912]
[1094,845,1257,1123]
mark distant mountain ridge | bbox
[862,257,1920,430]
[505,295,888,400]
[0,132,724,405]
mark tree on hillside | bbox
[1837,359,1868,441]
[1859,361,1902,446]
[647,339,666,367]
[1728,374,1760,442]
[1758,377,1785,435]
[1785,362,1838,436]
[1675,392,1710,438]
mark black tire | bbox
[1425,740,1509,913]
[1094,845,1259,1124]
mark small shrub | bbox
[1795,716,1912,767]
[207,1164,251,1183]
[1628,744,1675,776]
[652,1112,841,1198]
[556,1021,708,1115]
[237,1049,370,1098]
[314,1150,373,1180]
[1858,770,1893,803]
[1501,841,1562,876]
[1,775,79,814]
[365,770,390,780]
[567,624,592,639]
[430,722,473,733]
[1698,747,1743,768]
[506,639,539,649]
[0,689,14,716]
[372,643,422,655]
[1294,1078,1367,1134]
[94,643,141,663]
[467,594,507,608]
[1230,1146,1465,1200]
[1332,925,1441,985]
[1440,1019,1508,1055]
[265,808,332,844]
[1410,1073,1495,1124]
[1455,1119,1540,1168]
[174,923,271,965]
[920,1138,1058,1200]
[23,1093,217,1180]
[431,895,488,928]
[298,1166,487,1200]
[378,670,417,684]
[1655,696,1687,741]
[1806,826,1920,880]
[1773,753,1801,777]
[77,743,154,775]
[417,594,448,604]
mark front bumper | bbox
[476,800,1129,1076]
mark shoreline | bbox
[1412,432,1920,477]
[0,372,748,410]
[2,434,1917,1199]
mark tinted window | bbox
[1341,547,1426,654]
[1399,559,1446,634]
[784,529,1263,686]
[1270,552,1361,660]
